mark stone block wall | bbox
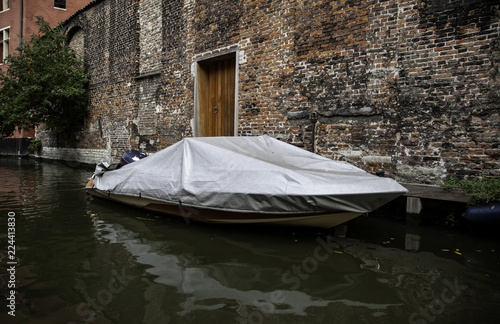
[41,0,499,183]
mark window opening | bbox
[1,28,9,64]
[54,0,66,9]
[1,0,9,12]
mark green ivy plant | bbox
[0,17,89,137]
[28,138,42,152]
[443,177,500,206]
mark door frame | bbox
[193,48,239,137]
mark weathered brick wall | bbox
[139,0,162,74]
[160,0,194,145]
[237,0,298,143]
[47,0,499,183]
[40,0,140,160]
[67,27,84,59]
[245,0,499,182]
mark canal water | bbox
[1,157,499,324]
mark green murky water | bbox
[1,157,499,323]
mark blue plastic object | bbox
[463,203,500,223]
[120,150,147,165]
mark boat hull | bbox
[86,183,362,228]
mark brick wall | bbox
[41,147,112,165]
[42,0,140,160]
[43,0,499,183]
[68,27,85,59]
[139,0,162,75]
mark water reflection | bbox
[1,157,499,324]
[81,201,500,323]
[88,216,402,320]
[79,209,399,323]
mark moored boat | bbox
[86,136,408,228]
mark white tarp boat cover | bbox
[93,136,408,214]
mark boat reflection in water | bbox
[77,202,500,323]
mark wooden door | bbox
[197,54,236,137]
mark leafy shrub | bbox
[0,17,89,137]
[443,177,500,206]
